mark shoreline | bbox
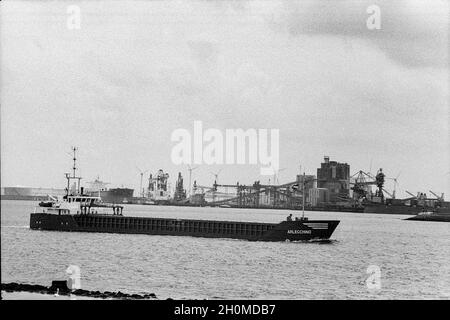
[1,282,158,300]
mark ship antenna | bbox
[72,146,77,178]
[302,172,305,219]
[71,146,81,194]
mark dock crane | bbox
[386,172,401,199]
[350,168,398,202]
[136,166,149,198]
[429,190,444,201]
[187,165,198,197]
[405,190,417,198]
[350,170,375,201]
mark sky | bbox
[1,0,449,198]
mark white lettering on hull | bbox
[287,229,312,234]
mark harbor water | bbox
[1,200,449,299]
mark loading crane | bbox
[386,172,401,199]
[201,176,314,209]
[350,170,378,201]
[405,190,417,198]
[429,190,444,201]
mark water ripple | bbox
[2,200,449,299]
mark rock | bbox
[73,289,89,296]
[2,282,160,300]
[49,281,70,294]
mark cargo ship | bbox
[363,193,450,215]
[30,177,340,241]
[351,168,450,215]
[85,177,134,204]
[98,188,134,204]
[364,203,433,215]
[29,151,340,242]
[30,211,340,242]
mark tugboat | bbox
[30,151,340,242]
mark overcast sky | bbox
[1,0,449,198]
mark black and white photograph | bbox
[1,0,449,309]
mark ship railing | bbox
[77,204,124,216]
[34,206,73,215]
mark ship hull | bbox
[88,188,134,204]
[405,207,450,222]
[405,214,450,222]
[363,204,425,215]
[30,213,339,242]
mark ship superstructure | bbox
[173,172,187,202]
[36,147,124,215]
[147,169,171,204]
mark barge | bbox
[30,212,340,242]
[29,148,340,242]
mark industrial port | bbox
[2,153,448,215]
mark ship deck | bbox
[30,213,340,242]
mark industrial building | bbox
[316,156,350,203]
[1,187,66,200]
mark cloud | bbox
[1,0,448,196]
[263,0,449,68]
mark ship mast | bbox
[302,172,305,218]
[65,147,82,195]
[72,147,77,178]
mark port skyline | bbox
[1,1,448,200]
[1,0,449,303]
[1,151,445,202]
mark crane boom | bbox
[405,190,416,198]
[429,190,444,201]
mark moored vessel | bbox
[85,177,134,204]
[352,168,449,215]
[404,207,450,222]
[364,194,450,215]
